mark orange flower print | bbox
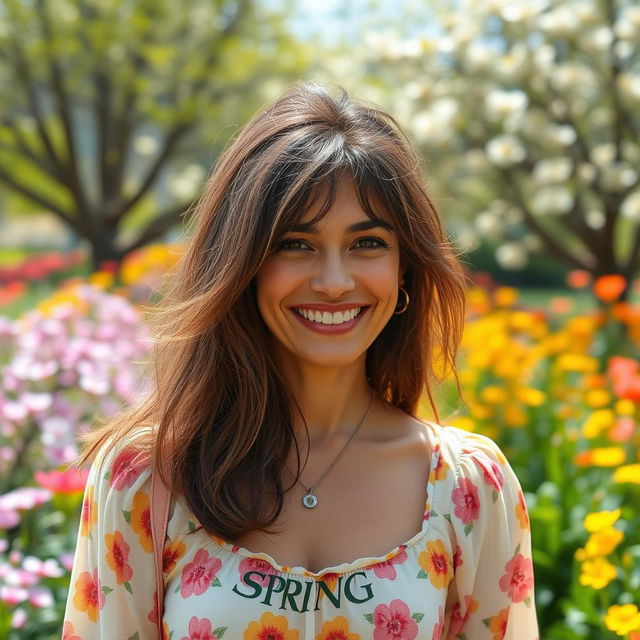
[449,595,479,637]
[243,611,299,640]
[499,553,534,603]
[130,490,153,552]
[80,484,97,537]
[452,478,480,531]
[62,621,81,640]
[163,539,187,574]
[430,450,450,482]
[316,572,340,601]
[315,615,360,640]
[372,599,419,640]
[515,491,530,530]
[488,607,509,639]
[105,530,133,585]
[109,447,149,490]
[418,539,453,589]
[72,568,106,622]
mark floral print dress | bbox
[61,422,539,639]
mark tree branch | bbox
[120,201,192,253]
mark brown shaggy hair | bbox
[75,81,468,541]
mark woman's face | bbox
[255,175,405,370]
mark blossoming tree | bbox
[359,0,640,299]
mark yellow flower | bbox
[590,447,626,467]
[515,387,546,407]
[583,527,624,557]
[579,557,617,589]
[315,616,360,640]
[615,399,636,416]
[556,354,598,373]
[582,410,615,438]
[584,509,622,532]
[604,604,640,636]
[89,271,114,290]
[418,539,453,589]
[494,287,518,307]
[504,402,527,428]
[448,416,475,432]
[584,389,612,409]
[244,611,299,640]
[614,464,640,484]
[480,386,509,405]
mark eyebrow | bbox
[289,217,394,234]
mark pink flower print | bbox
[473,453,504,493]
[180,549,222,598]
[499,553,534,603]
[449,595,479,636]
[452,478,480,525]
[432,606,444,640]
[238,556,280,587]
[181,616,217,640]
[109,447,148,490]
[452,544,463,569]
[370,549,408,580]
[373,599,419,640]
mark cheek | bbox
[254,261,297,313]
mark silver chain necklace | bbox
[296,390,375,509]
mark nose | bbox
[309,249,355,297]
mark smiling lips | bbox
[290,304,370,332]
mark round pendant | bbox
[302,492,318,508]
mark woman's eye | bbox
[275,239,308,251]
[355,237,389,249]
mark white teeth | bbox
[295,307,363,325]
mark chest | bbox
[231,433,431,574]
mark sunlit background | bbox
[0,0,638,637]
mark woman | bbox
[62,82,539,639]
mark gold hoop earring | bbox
[394,286,409,315]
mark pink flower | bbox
[473,454,504,492]
[499,553,534,603]
[238,556,280,587]
[180,549,222,598]
[35,468,89,494]
[373,599,419,640]
[181,616,218,640]
[109,447,148,490]
[432,606,444,640]
[452,478,480,524]
[452,544,463,569]
[448,595,478,636]
[370,549,408,580]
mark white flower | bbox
[548,124,577,146]
[585,209,605,229]
[495,44,528,80]
[615,6,640,39]
[486,135,526,166]
[522,233,543,251]
[496,242,528,269]
[621,191,640,221]
[168,164,206,200]
[577,163,597,184]
[454,226,479,252]
[500,0,550,23]
[550,63,597,97]
[134,135,159,156]
[485,89,529,121]
[579,27,613,52]
[599,163,638,192]
[531,186,574,215]
[590,143,616,167]
[618,73,640,101]
[464,42,494,71]
[533,158,573,184]
[475,211,502,237]
[465,149,489,171]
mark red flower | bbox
[449,595,479,636]
[593,274,626,303]
[472,454,504,493]
[432,606,444,640]
[109,448,149,490]
[499,553,534,603]
[180,548,222,598]
[373,599,419,640]
[452,544,463,569]
[181,616,217,640]
[35,468,89,494]
[452,478,480,525]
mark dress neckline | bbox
[206,420,442,578]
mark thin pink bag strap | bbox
[150,464,171,639]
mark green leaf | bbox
[464,523,474,536]
[211,576,221,587]
[124,581,133,594]
[214,627,228,638]
[363,613,374,624]
[412,612,424,622]
[416,569,428,579]
[102,585,114,595]
[127,633,140,640]
[122,510,132,524]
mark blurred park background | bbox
[0,0,638,637]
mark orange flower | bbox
[243,611,300,640]
[515,491,530,530]
[487,608,509,639]
[418,539,453,589]
[567,270,592,288]
[105,530,133,584]
[130,491,153,553]
[72,568,105,622]
[80,485,97,537]
[163,539,187,574]
[593,274,627,303]
[315,615,360,640]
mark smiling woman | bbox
[61,82,539,639]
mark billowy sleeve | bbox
[446,432,539,639]
[61,438,160,639]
